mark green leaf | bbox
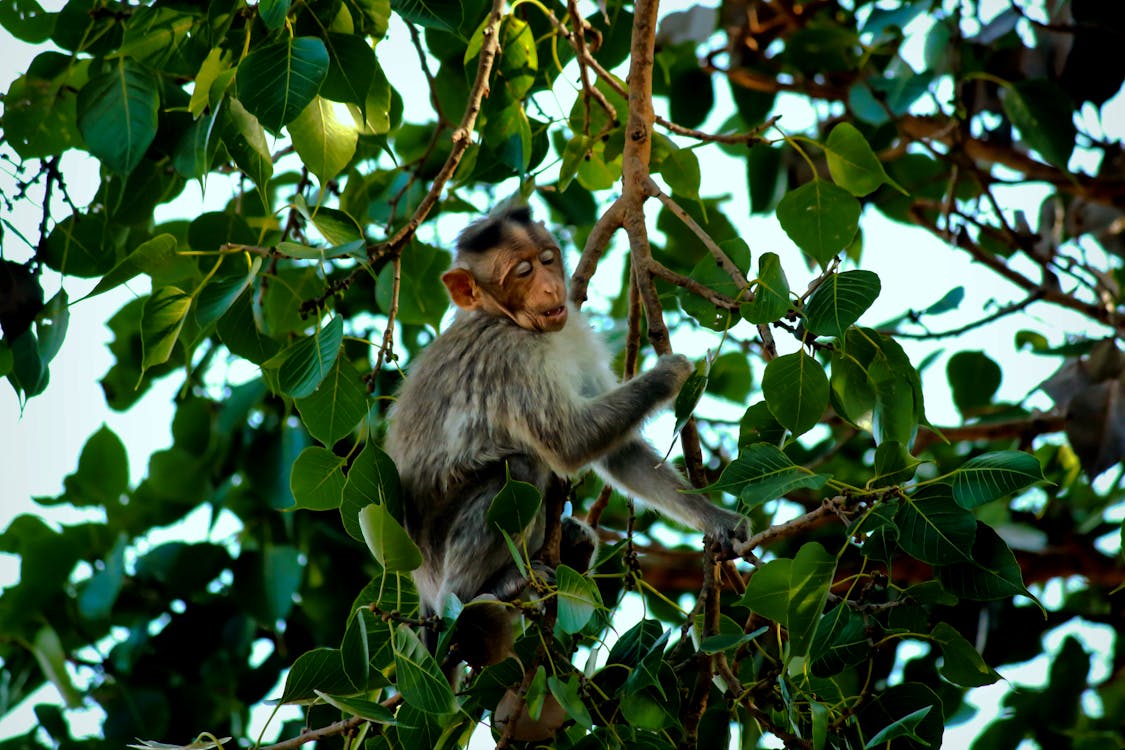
[738,402,787,448]
[741,251,791,324]
[341,441,402,542]
[936,523,1040,604]
[31,625,82,709]
[188,210,257,253]
[295,356,368,446]
[679,239,750,331]
[393,626,457,716]
[556,564,603,634]
[276,316,345,398]
[341,603,373,689]
[258,0,290,29]
[140,287,191,372]
[236,36,330,133]
[290,446,346,511]
[621,690,672,731]
[740,555,802,625]
[661,147,702,201]
[706,351,753,403]
[786,542,837,656]
[741,542,836,658]
[761,351,829,437]
[4,56,87,159]
[376,241,451,329]
[308,206,364,246]
[895,486,976,565]
[932,622,1002,687]
[705,443,829,510]
[77,59,159,175]
[525,666,547,721]
[62,425,129,506]
[316,691,397,724]
[946,350,1002,417]
[219,98,274,200]
[195,256,262,329]
[869,441,921,487]
[41,211,118,278]
[810,605,869,677]
[673,366,708,435]
[279,648,356,703]
[85,234,178,299]
[840,328,926,445]
[253,544,303,623]
[289,96,359,185]
[359,502,422,572]
[189,47,229,118]
[950,450,1045,509]
[485,469,543,536]
[924,286,965,315]
[548,675,593,729]
[321,32,376,107]
[864,705,932,748]
[776,180,861,267]
[498,16,537,99]
[217,289,281,364]
[1002,79,1076,169]
[700,626,768,654]
[77,534,127,620]
[804,270,881,340]
[0,0,55,43]
[823,122,899,196]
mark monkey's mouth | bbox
[539,305,568,330]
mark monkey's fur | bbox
[385,207,747,670]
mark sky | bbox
[0,1,1122,748]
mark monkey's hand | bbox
[708,510,751,558]
[651,353,694,398]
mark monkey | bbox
[383,206,748,673]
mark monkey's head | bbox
[442,206,569,333]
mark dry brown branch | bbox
[648,181,751,293]
[910,205,1124,334]
[257,716,366,750]
[375,0,508,257]
[570,198,625,306]
[373,255,401,375]
[636,254,741,308]
[913,413,1067,453]
[731,496,845,560]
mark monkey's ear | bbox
[442,269,479,309]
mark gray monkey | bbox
[384,206,747,667]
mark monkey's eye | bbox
[539,250,555,265]
[514,260,533,277]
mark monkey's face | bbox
[442,216,569,333]
[494,243,568,333]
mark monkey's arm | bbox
[596,439,748,542]
[510,354,693,474]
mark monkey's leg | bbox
[560,516,598,572]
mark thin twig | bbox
[648,181,751,293]
[373,255,402,376]
[883,292,1043,340]
[256,716,366,750]
[570,198,624,306]
[731,496,845,560]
